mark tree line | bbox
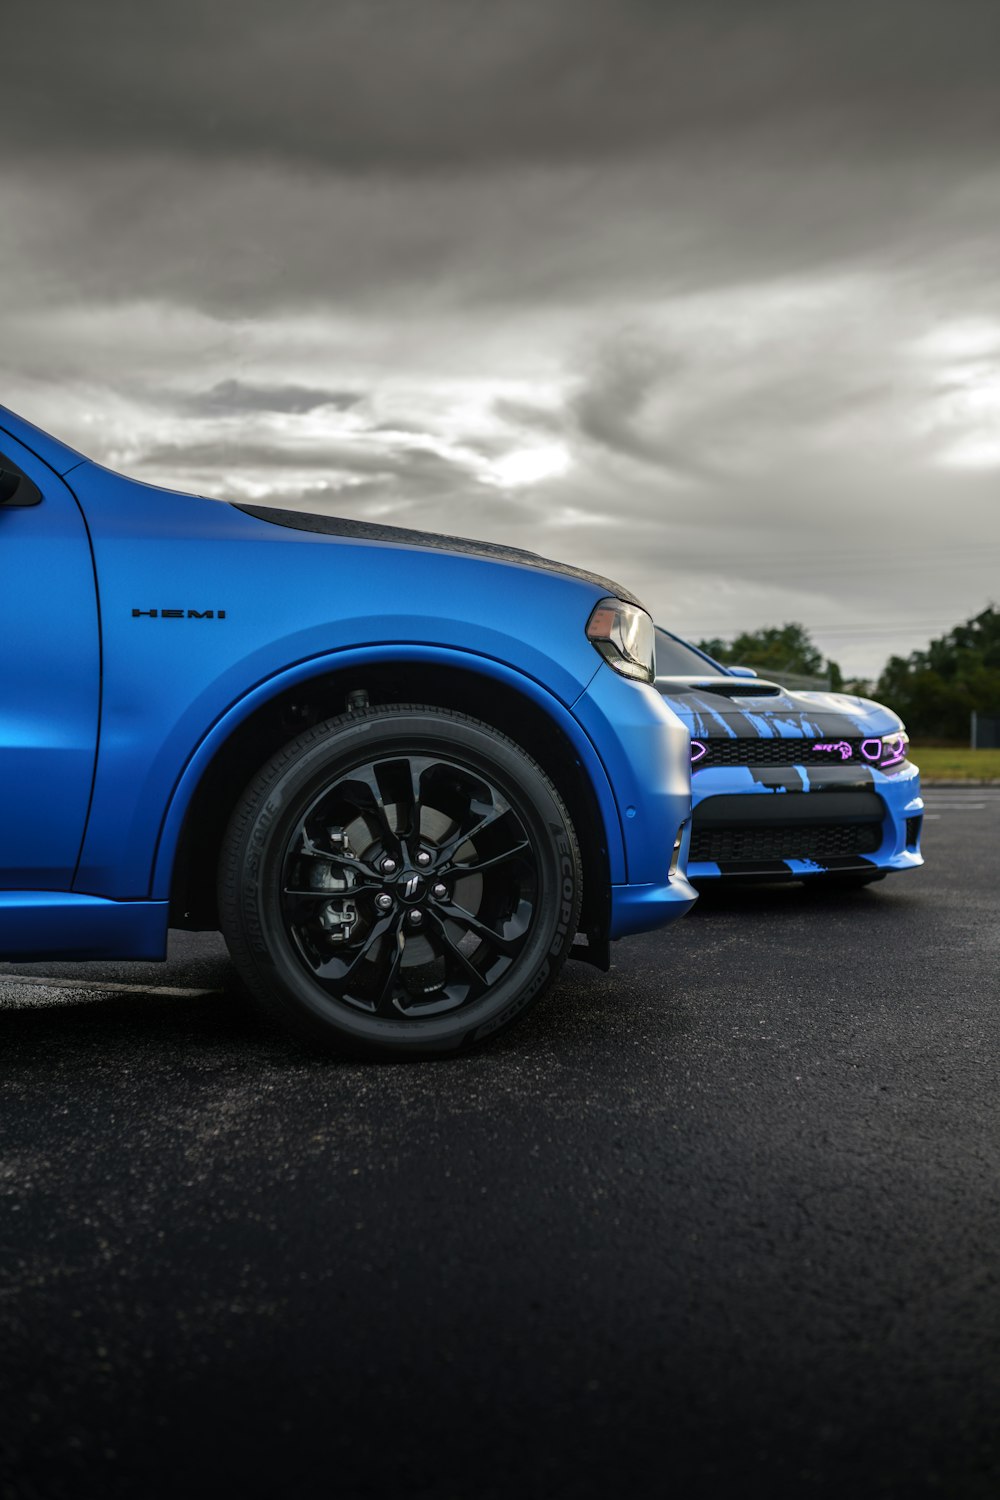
[698,605,1000,741]
[697,622,845,691]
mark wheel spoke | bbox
[436,900,523,957]
[425,913,488,1000]
[450,840,531,877]
[313,911,396,986]
[336,767,399,850]
[372,929,406,1017]
[281,887,375,907]
[400,755,435,852]
[296,831,379,884]
[435,801,510,866]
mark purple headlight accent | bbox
[881,736,907,769]
[861,739,882,762]
[690,739,708,765]
[812,740,854,761]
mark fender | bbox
[150,642,625,900]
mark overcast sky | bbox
[3,0,999,678]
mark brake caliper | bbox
[313,827,359,943]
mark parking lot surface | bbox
[2,788,999,1499]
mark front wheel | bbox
[218,705,583,1056]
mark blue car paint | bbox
[0,408,86,478]
[0,405,695,962]
[0,428,99,888]
[570,664,694,936]
[655,629,923,882]
[0,892,169,962]
[683,762,923,880]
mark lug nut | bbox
[380,857,398,875]
[407,909,424,926]
[431,882,447,900]
[375,893,393,912]
[415,850,432,868]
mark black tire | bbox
[218,704,582,1057]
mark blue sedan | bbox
[0,403,696,1055]
[655,628,923,886]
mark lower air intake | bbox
[690,821,882,865]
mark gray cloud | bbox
[5,0,1000,175]
[571,335,708,478]
[3,0,1000,678]
[189,380,360,416]
[138,437,448,476]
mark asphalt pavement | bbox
[2,787,999,1499]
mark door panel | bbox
[0,441,99,889]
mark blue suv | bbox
[0,405,695,1055]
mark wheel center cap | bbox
[396,872,426,905]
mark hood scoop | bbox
[656,676,785,699]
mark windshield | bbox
[654,628,725,677]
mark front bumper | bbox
[686,760,924,881]
[572,664,697,935]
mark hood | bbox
[235,504,644,608]
[0,401,645,611]
[655,672,902,739]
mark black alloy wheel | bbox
[218,705,582,1056]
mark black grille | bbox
[690,821,882,865]
[694,737,869,769]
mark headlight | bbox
[861,731,909,770]
[879,730,909,770]
[586,598,655,683]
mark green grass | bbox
[913,747,1000,781]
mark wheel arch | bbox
[156,647,620,950]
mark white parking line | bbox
[0,973,222,998]
[924,802,988,810]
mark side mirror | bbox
[727,665,758,679]
[0,466,42,507]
